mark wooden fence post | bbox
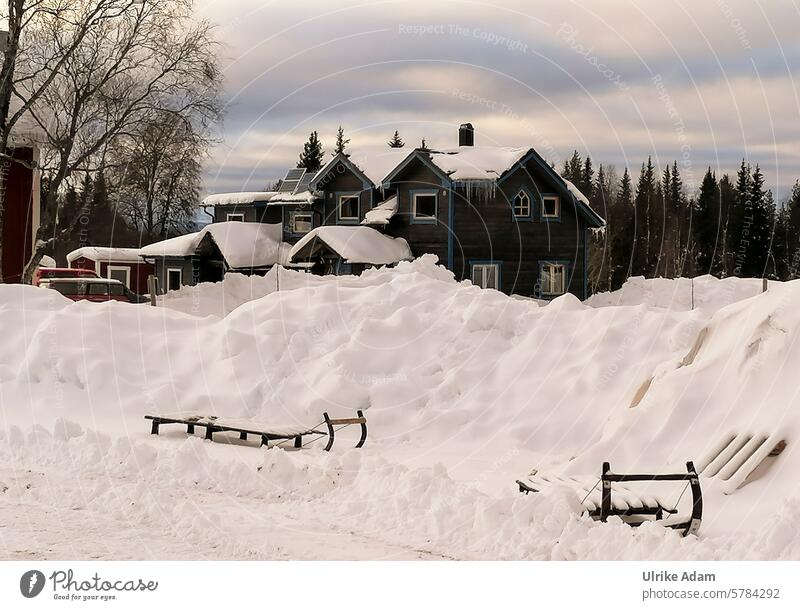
[147,275,158,306]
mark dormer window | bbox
[338,194,360,222]
[513,190,530,218]
[542,195,560,219]
[411,191,437,223]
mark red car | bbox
[34,267,99,287]
[44,278,147,303]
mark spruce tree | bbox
[580,156,594,198]
[745,164,770,276]
[612,167,635,287]
[333,126,350,156]
[633,157,656,276]
[786,181,800,278]
[588,164,611,291]
[718,174,736,276]
[565,150,583,186]
[694,168,720,274]
[297,130,324,172]
[387,130,404,148]
[728,159,751,275]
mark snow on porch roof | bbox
[66,246,144,264]
[289,226,412,265]
[201,192,277,206]
[140,221,287,268]
[361,195,397,226]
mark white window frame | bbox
[471,263,500,290]
[541,263,566,296]
[290,211,313,234]
[338,194,360,222]
[412,192,438,222]
[166,268,182,292]
[513,189,530,218]
[226,213,245,222]
[107,265,130,288]
[542,195,560,219]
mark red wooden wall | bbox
[1,147,35,284]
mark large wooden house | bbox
[202,124,604,299]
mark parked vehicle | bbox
[44,278,148,304]
[34,267,99,287]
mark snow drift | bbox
[1,256,799,559]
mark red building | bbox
[0,144,40,284]
[67,247,153,294]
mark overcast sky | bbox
[196,0,800,200]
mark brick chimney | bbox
[458,123,474,147]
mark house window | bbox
[542,195,560,219]
[289,211,312,234]
[167,268,182,292]
[513,190,530,218]
[540,263,566,296]
[107,265,130,288]
[471,263,500,290]
[412,192,437,222]
[226,213,245,222]
[338,195,360,222]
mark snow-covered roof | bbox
[265,190,317,205]
[289,226,412,265]
[361,196,398,226]
[563,178,606,227]
[317,146,529,184]
[427,146,529,181]
[66,247,144,264]
[202,192,277,207]
[201,190,317,207]
[140,222,287,269]
[311,149,412,188]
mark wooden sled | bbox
[517,461,702,537]
[144,410,367,451]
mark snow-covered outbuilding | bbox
[289,226,412,274]
[67,246,154,293]
[139,222,290,292]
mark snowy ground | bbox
[2,257,799,560]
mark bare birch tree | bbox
[10,0,221,282]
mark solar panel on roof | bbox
[294,172,315,194]
[278,168,306,193]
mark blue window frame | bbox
[540,193,561,221]
[410,189,438,224]
[470,260,502,290]
[538,260,569,297]
[336,192,361,224]
[512,186,533,220]
[288,210,313,234]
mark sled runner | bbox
[144,410,367,451]
[517,461,702,537]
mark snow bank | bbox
[587,275,775,312]
[2,257,800,558]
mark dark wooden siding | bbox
[450,159,587,299]
[1,147,35,283]
[316,167,372,226]
[212,204,281,224]
[385,157,450,266]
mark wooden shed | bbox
[67,247,153,294]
